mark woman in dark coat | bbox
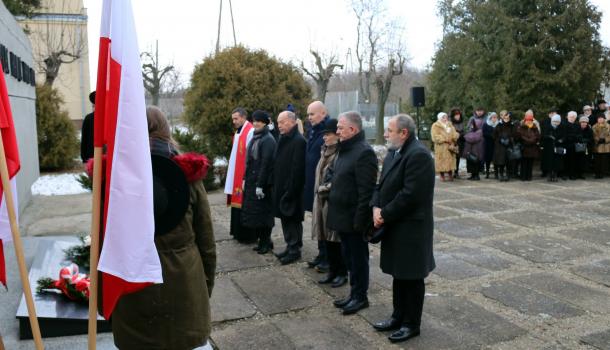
[483,112,498,178]
[450,108,465,178]
[493,111,517,181]
[564,111,581,180]
[112,106,216,350]
[541,114,567,182]
[463,108,486,180]
[575,116,593,179]
[518,112,541,181]
[242,110,277,254]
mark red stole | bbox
[230,122,253,208]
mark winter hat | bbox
[598,99,607,105]
[583,105,592,112]
[579,116,589,123]
[437,112,448,121]
[252,110,270,124]
[286,104,296,112]
[321,118,338,134]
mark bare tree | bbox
[26,0,86,86]
[351,0,407,143]
[141,41,175,106]
[300,50,343,102]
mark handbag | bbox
[500,137,510,147]
[574,142,586,153]
[508,145,522,160]
[466,152,479,163]
[554,147,567,155]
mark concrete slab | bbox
[557,225,610,246]
[449,186,515,198]
[215,241,273,273]
[210,277,256,323]
[433,206,461,219]
[25,213,91,236]
[571,260,610,287]
[212,321,292,350]
[446,246,513,271]
[493,210,572,228]
[232,270,316,315]
[581,329,610,350]
[481,281,584,318]
[432,253,489,280]
[436,217,514,239]
[487,235,600,263]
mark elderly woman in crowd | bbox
[592,114,610,178]
[312,118,347,288]
[542,114,566,182]
[518,110,541,181]
[464,107,486,180]
[431,112,460,181]
[564,111,581,180]
[483,112,498,179]
[493,111,517,181]
[449,108,465,178]
[574,116,593,179]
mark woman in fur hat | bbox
[431,112,459,181]
[518,110,541,181]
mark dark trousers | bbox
[574,152,587,178]
[230,208,256,243]
[256,227,272,244]
[280,218,303,255]
[340,232,369,301]
[317,240,328,264]
[392,279,425,328]
[594,153,609,177]
[327,241,347,277]
[520,158,534,180]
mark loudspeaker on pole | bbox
[411,87,425,107]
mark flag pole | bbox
[0,131,43,349]
[0,333,5,350]
[87,146,103,350]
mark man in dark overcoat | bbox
[371,114,436,344]
[327,111,378,315]
[273,111,307,265]
[304,101,331,271]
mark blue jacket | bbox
[303,115,329,212]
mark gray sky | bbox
[83,0,610,91]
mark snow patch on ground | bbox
[31,173,89,196]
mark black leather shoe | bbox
[388,326,420,343]
[252,241,262,251]
[307,255,322,268]
[333,296,351,308]
[257,242,273,255]
[342,298,369,315]
[318,274,336,284]
[373,318,401,331]
[330,275,347,288]
[314,262,329,273]
[274,250,289,259]
[280,254,301,265]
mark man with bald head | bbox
[327,111,378,315]
[304,101,331,271]
[272,111,307,265]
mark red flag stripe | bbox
[0,239,6,288]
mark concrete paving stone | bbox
[557,225,610,247]
[496,181,559,192]
[571,260,610,287]
[493,210,572,228]
[449,186,517,198]
[542,189,610,202]
[424,296,526,346]
[216,241,273,273]
[271,314,372,349]
[434,189,469,202]
[212,222,231,242]
[441,198,515,214]
[510,273,610,312]
[499,194,572,208]
[481,281,584,318]
[580,329,610,350]
[436,217,514,239]
[555,203,610,221]
[21,194,91,222]
[212,321,293,350]
[210,277,256,323]
[301,265,351,298]
[232,270,316,315]
[487,235,600,263]
[25,213,91,236]
[434,206,461,219]
[432,253,489,280]
[446,246,513,271]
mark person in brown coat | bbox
[431,112,459,181]
[311,118,347,288]
[111,107,216,350]
[518,112,541,181]
[592,114,610,178]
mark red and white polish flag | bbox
[0,67,21,289]
[94,0,162,319]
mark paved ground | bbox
[1,175,610,349]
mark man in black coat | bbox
[80,91,96,163]
[273,111,307,265]
[328,111,378,315]
[304,101,331,272]
[371,114,435,344]
[242,110,277,254]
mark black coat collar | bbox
[339,131,365,151]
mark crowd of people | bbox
[431,100,610,182]
[224,103,436,344]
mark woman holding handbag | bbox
[542,114,566,182]
[492,111,516,181]
[518,111,541,181]
[431,112,460,181]
[463,107,486,180]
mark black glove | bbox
[599,138,606,144]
